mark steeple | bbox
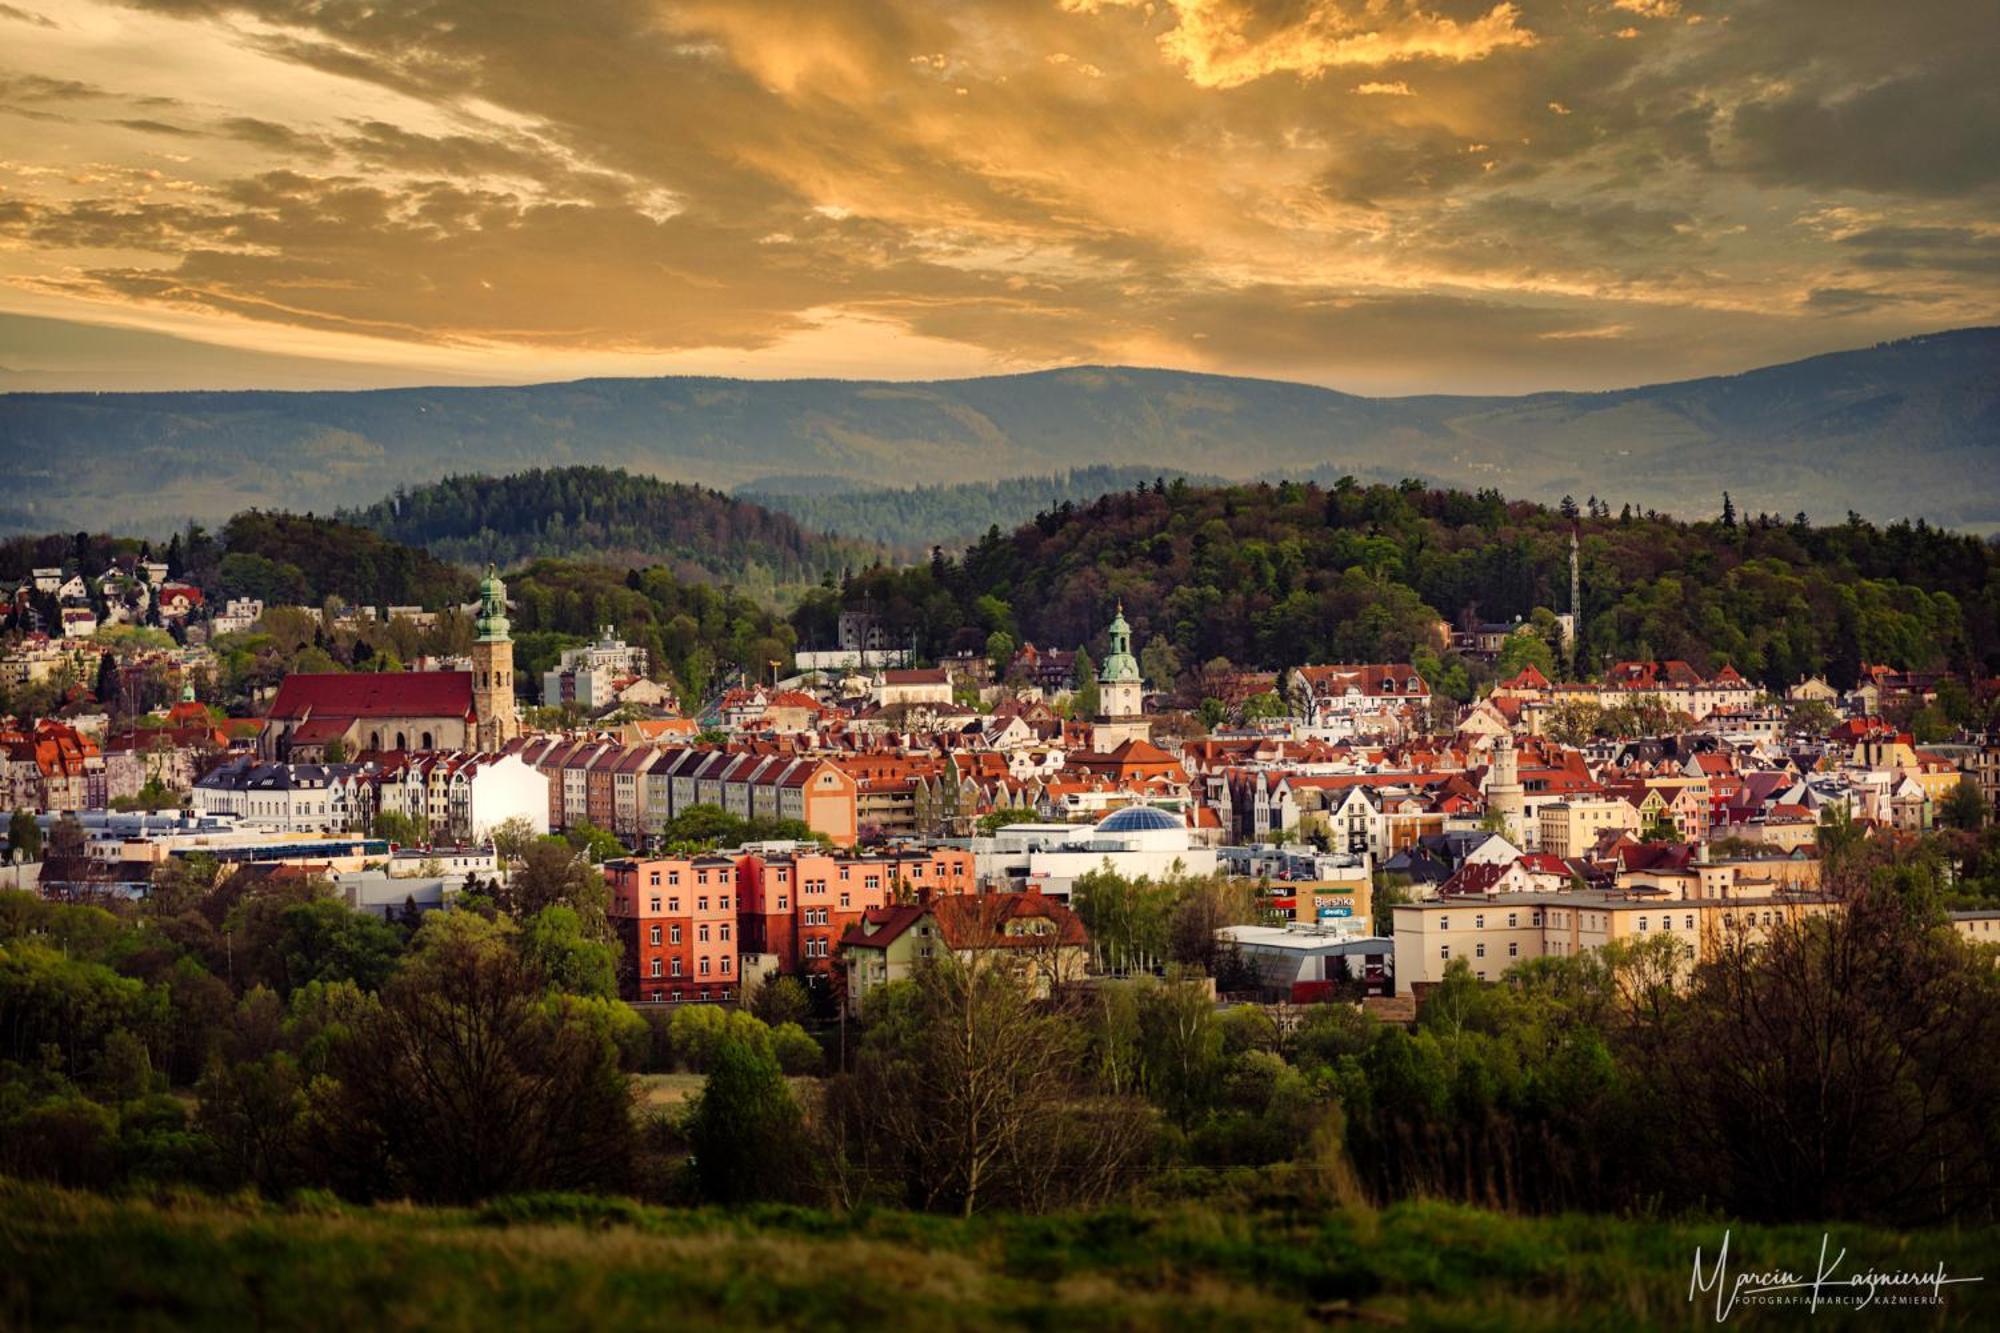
[475,563,511,644]
[1100,602,1140,685]
[1091,602,1150,748]
[470,565,518,748]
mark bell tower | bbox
[471,564,519,750]
[1093,603,1150,748]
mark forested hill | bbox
[794,479,2000,697]
[737,466,1228,548]
[343,467,882,592]
[2,328,1995,535]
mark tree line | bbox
[792,478,2000,696]
[3,826,1996,1225]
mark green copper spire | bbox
[475,564,511,643]
[1099,601,1141,684]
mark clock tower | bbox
[471,564,519,750]
[1093,604,1151,748]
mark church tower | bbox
[1093,604,1150,748]
[471,564,519,750]
[1485,731,1526,846]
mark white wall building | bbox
[976,806,1217,899]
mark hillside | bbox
[343,466,881,587]
[2,328,1994,535]
[795,479,2000,695]
[737,465,1231,548]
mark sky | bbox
[0,0,1994,395]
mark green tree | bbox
[321,912,635,1202]
[984,629,1015,679]
[563,821,626,863]
[520,905,619,998]
[1940,778,1987,831]
[275,898,405,995]
[8,809,42,861]
[748,974,811,1028]
[371,810,426,846]
[686,1032,808,1204]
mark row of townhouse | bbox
[511,739,860,846]
[192,751,547,842]
[605,844,977,1002]
[1530,659,1761,724]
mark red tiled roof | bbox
[266,672,474,722]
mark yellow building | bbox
[1393,889,1840,990]
[1538,798,1640,859]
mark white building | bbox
[976,805,1217,899]
[542,626,651,711]
[212,598,264,636]
[373,751,550,845]
[192,760,367,833]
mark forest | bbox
[739,464,1223,549]
[793,478,2000,695]
[343,467,880,598]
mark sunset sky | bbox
[0,0,1994,393]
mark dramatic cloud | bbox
[0,0,1991,392]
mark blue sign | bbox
[1317,904,1353,920]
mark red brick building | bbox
[606,855,742,1002]
[735,846,977,983]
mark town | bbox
[5,0,1998,1317]
[7,495,1999,1019]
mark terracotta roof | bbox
[266,672,474,722]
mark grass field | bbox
[2,1178,1995,1330]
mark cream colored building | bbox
[1950,911,2000,950]
[1538,798,1641,859]
[1393,889,1839,990]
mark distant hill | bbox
[342,466,880,590]
[738,465,1230,548]
[2,328,1995,534]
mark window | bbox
[839,892,850,908]
[1475,943,1486,958]
[1508,942,1519,957]
[698,896,709,911]
[1685,914,1695,931]
[720,923,731,942]
[698,924,710,943]
[669,897,680,912]
[670,924,682,945]
[649,871,661,886]
[1475,914,1484,929]
[650,959,662,977]
[699,957,711,976]
[1533,912,1544,927]
[721,956,731,974]
[1639,917,1648,932]
[1439,916,1449,930]
[649,925,662,946]
[669,871,680,886]
[777,894,788,909]
[1507,912,1517,928]
[670,958,682,976]
[1440,945,1451,959]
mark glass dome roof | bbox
[1095,805,1181,834]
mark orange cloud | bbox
[1067,0,1537,89]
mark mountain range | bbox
[2,327,1994,536]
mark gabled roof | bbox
[266,672,474,722]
